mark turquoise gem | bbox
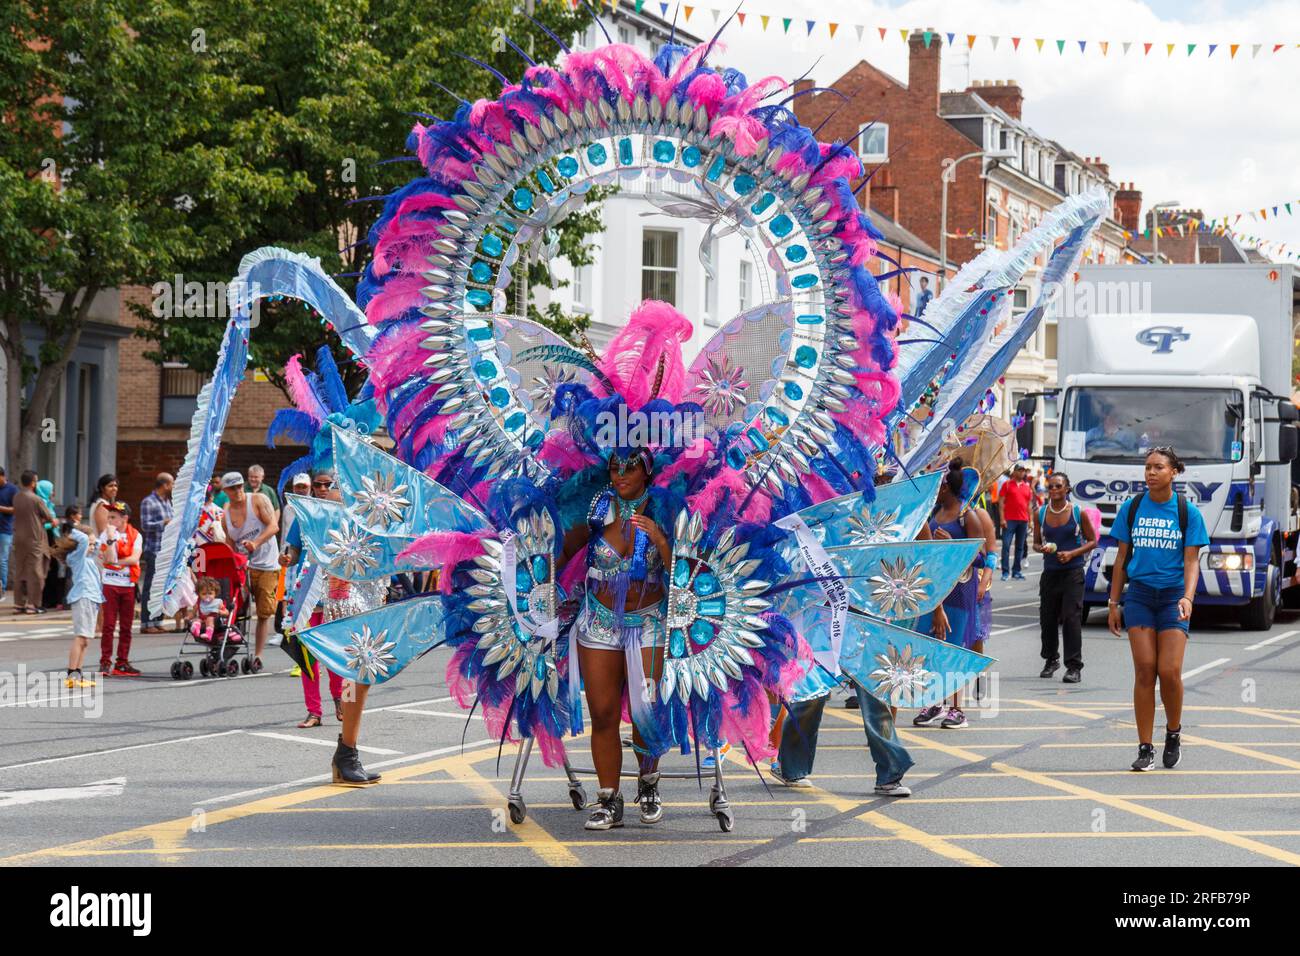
[764,407,789,427]
[587,143,607,165]
[480,234,503,257]
[682,146,702,167]
[706,155,726,181]
[746,428,770,451]
[535,169,555,193]
[618,137,633,165]
[504,411,526,431]
[557,156,579,177]
[689,619,716,645]
[490,387,510,408]
[511,188,533,211]
[533,655,547,680]
[697,598,726,617]
[693,572,719,596]
[796,313,824,325]
[785,244,808,263]
[750,192,775,214]
[783,381,804,401]
[473,360,496,380]
[674,560,690,587]
[525,430,544,450]
[516,566,533,591]
[670,629,686,658]
[653,140,676,162]
[467,325,493,342]
[726,446,747,470]
[795,345,817,368]
[792,273,819,289]
[466,289,492,309]
[770,214,793,237]
[733,173,756,194]
[470,261,493,283]
[517,593,529,612]
[531,556,548,582]
[497,218,516,233]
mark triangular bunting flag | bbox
[1208,43,1217,56]
[782,17,792,33]
[1056,39,1066,54]
[1287,203,1292,215]
[1143,42,1152,55]
[967,34,977,49]
[1012,37,1021,50]
[878,27,886,41]
[760,14,769,30]
[1252,43,1262,57]
[1166,43,1175,57]
[1035,38,1045,52]
[856,25,865,41]
[923,30,933,48]
[1261,209,1268,220]
[900,29,909,43]
[805,19,815,36]
[1078,40,1086,53]
[634,0,644,11]
[1275,44,1285,53]
[1230,43,1239,58]
[1100,41,1108,55]
[947,32,955,45]
[990,35,999,50]
[1187,43,1196,55]
[736,11,745,25]
[829,22,838,39]
[1122,41,1132,54]
[712,8,720,23]
[683,5,693,21]
[660,2,668,15]
[1273,206,1279,216]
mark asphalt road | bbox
[4,565,1300,868]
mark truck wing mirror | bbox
[1278,404,1300,424]
[1015,396,1038,420]
[1279,424,1299,464]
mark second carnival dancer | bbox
[560,448,673,831]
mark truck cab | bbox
[1045,266,1300,629]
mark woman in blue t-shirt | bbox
[1107,447,1209,772]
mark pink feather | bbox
[537,431,591,474]
[364,274,429,325]
[687,466,772,523]
[803,471,838,504]
[559,546,587,593]
[284,354,326,423]
[594,299,693,408]
[397,531,492,592]
[654,437,715,487]
[718,675,777,763]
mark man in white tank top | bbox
[220,471,280,663]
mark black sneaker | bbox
[1130,743,1157,772]
[1063,667,1082,684]
[1039,659,1060,678]
[1163,729,1182,769]
[584,788,624,830]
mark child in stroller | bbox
[191,576,239,643]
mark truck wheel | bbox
[1242,573,1277,631]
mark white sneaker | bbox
[874,780,912,798]
[768,762,812,789]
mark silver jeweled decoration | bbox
[322,526,381,579]
[345,624,398,681]
[867,556,932,618]
[350,471,411,530]
[845,506,905,546]
[867,644,933,705]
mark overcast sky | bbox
[679,0,1300,259]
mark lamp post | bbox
[938,148,1018,291]
[1150,200,1180,263]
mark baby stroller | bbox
[169,541,257,679]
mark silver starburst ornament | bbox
[868,556,932,618]
[692,354,751,417]
[528,364,578,412]
[868,643,933,705]
[350,471,411,530]
[323,526,381,579]
[846,506,905,545]
[345,624,398,681]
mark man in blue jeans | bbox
[0,466,18,594]
[999,464,1033,580]
[771,681,914,797]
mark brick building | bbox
[792,30,1132,456]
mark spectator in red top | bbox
[999,464,1034,581]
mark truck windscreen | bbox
[1059,387,1242,463]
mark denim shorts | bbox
[1123,581,1189,634]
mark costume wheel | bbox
[181,660,194,680]
[507,799,526,825]
[170,661,182,680]
[708,789,721,813]
[715,808,734,832]
[226,659,240,677]
[568,786,586,810]
[199,658,210,677]
[241,658,251,674]
[250,657,263,674]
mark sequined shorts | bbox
[576,594,667,651]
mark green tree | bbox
[134,0,601,393]
[0,0,295,468]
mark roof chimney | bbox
[907,27,942,113]
[1115,183,1143,232]
[975,79,1023,119]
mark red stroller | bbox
[169,542,260,679]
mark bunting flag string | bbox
[642,5,1300,61]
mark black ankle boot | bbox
[332,734,380,785]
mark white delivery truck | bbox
[1039,263,1299,629]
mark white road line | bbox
[389,708,483,721]
[0,777,125,808]
[364,695,455,714]
[989,622,1038,636]
[193,737,497,806]
[245,731,401,756]
[1183,657,1232,679]
[0,731,244,772]
[1246,630,1299,652]
[986,600,1040,612]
